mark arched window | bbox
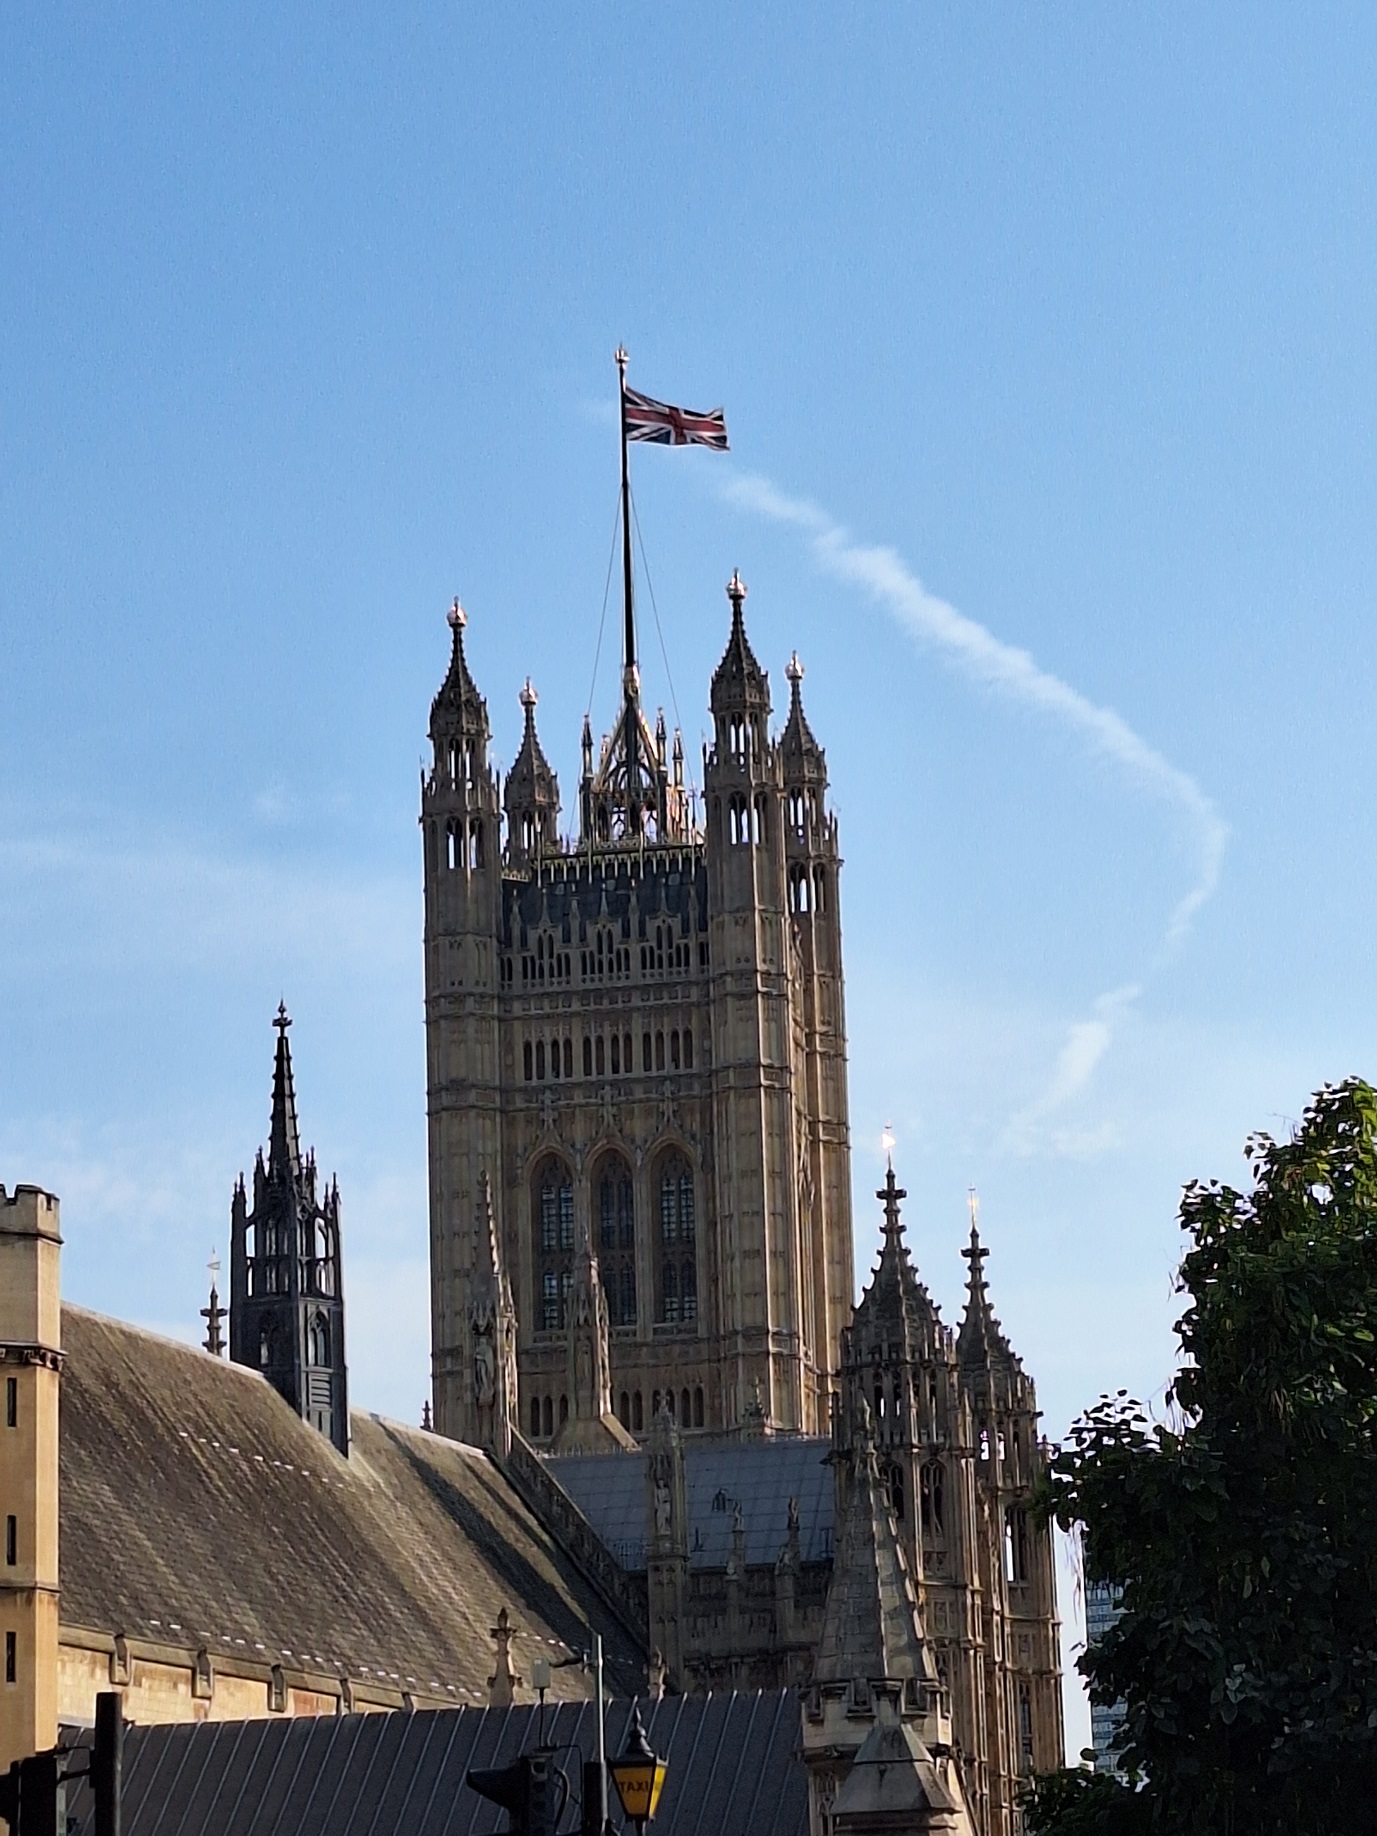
[259,1326,272,1369]
[534,1159,575,1331]
[920,1460,945,1538]
[596,1156,636,1328]
[657,1153,697,1324]
[530,1395,541,1437]
[1006,1506,1029,1584]
[583,1036,593,1077]
[633,1390,644,1432]
[693,1386,705,1428]
[683,1028,694,1070]
[308,1314,330,1368]
[542,1396,553,1439]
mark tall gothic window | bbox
[534,1158,575,1331]
[596,1155,637,1328]
[920,1459,945,1539]
[656,1152,697,1325]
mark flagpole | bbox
[615,346,635,681]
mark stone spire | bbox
[957,1189,1017,1375]
[553,1212,636,1453]
[504,678,561,866]
[267,1002,302,1181]
[466,1172,518,1455]
[229,1009,349,1455]
[806,1402,974,1835]
[201,1252,226,1357]
[780,651,826,780]
[816,1402,939,1690]
[709,571,770,721]
[429,597,490,744]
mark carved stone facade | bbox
[831,1171,1063,1836]
[423,578,854,1444]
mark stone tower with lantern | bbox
[422,572,854,1446]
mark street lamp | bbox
[608,1706,667,1836]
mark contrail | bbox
[722,472,1228,1138]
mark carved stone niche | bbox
[109,1634,131,1688]
[269,1664,287,1713]
[192,1648,214,1701]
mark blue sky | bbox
[5,3,1377,1746]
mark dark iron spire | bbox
[267,1002,302,1181]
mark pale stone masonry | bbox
[422,575,854,1445]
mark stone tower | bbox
[834,1169,1062,1836]
[957,1202,1064,1809]
[229,1006,349,1456]
[0,1186,61,1768]
[423,573,854,1445]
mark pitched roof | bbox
[58,1307,643,1702]
[547,1439,834,1570]
[65,1693,809,1836]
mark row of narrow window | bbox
[536,1156,697,1331]
[725,794,768,846]
[639,1385,705,1429]
[788,863,829,914]
[523,1027,695,1083]
[528,1383,707,1439]
[257,1313,332,1369]
[505,931,708,986]
[429,819,484,873]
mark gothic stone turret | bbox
[804,1401,974,1836]
[423,574,853,1445]
[229,1007,349,1456]
[834,1169,1063,1836]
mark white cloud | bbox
[723,472,1229,1141]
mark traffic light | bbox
[465,1752,560,1836]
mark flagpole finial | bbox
[615,345,628,372]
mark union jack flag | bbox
[622,384,729,450]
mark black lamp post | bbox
[608,1706,667,1836]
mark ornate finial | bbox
[201,1249,226,1358]
[519,677,538,718]
[727,568,747,614]
[876,1161,906,1239]
[487,1605,520,1707]
[615,344,628,372]
[881,1122,895,1170]
[962,1190,989,1276]
[274,1001,291,1035]
[421,1399,433,1432]
[447,596,467,632]
[785,650,804,688]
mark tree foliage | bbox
[1027,1078,1377,1835]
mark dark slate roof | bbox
[59,1307,642,1701]
[547,1440,834,1571]
[65,1693,809,1836]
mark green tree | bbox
[1027,1078,1377,1835]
